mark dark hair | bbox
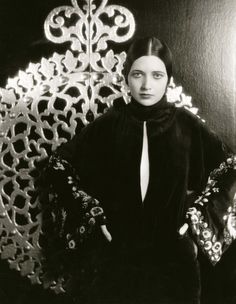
[123,37,172,83]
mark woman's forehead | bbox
[130,55,167,72]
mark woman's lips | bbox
[139,93,153,99]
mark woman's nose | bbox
[141,76,151,90]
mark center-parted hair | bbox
[123,37,173,83]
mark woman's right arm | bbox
[49,152,110,233]
[41,150,112,249]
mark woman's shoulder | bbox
[174,106,227,150]
[89,97,126,124]
[174,106,205,129]
[56,102,123,160]
[73,97,125,140]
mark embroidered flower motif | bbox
[73,191,81,199]
[79,226,85,234]
[207,178,216,187]
[66,233,71,240]
[61,209,67,220]
[202,229,212,240]
[53,160,65,170]
[88,218,96,226]
[224,230,232,245]
[214,255,220,262]
[204,241,212,251]
[80,192,91,202]
[212,242,222,253]
[220,163,227,170]
[67,176,73,184]
[94,199,100,206]
[68,239,76,249]
[191,215,199,225]
[82,202,88,209]
[90,207,104,217]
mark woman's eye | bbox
[153,73,163,79]
[132,72,142,78]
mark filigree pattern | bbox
[0,0,134,293]
[166,77,204,121]
[45,0,135,52]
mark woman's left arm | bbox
[186,155,236,264]
[182,121,236,264]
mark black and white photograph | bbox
[0,1,236,303]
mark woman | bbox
[41,37,236,304]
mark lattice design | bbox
[0,0,135,293]
[0,0,198,294]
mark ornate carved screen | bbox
[0,0,198,294]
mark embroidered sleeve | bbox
[41,152,107,250]
[187,155,236,265]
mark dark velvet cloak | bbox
[40,96,236,304]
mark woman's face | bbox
[127,55,168,106]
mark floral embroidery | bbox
[47,153,107,250]
[202,228,212,240]
[187,207,222,263]
[88,218,96,226]
[79,226,86,234]
[49,155,67,170]
[68,239,76,249]
[187,155,236,264]
[90,207,103,217]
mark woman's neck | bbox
[128,95,170,121]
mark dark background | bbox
[0,0,235,303]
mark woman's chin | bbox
[135,98,159,106]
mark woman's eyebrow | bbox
[131,69,166,73]
[152,70,166,74]
[130,69,143,72]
